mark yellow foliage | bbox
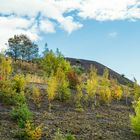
[75,84,83,109]
[98,86,111,104]
[86,79,97,98]
[0,56,12,80]
[31,86,41,107]
[46,75,58,103]
[110,79,122,100]
[89,65,97,79]
[24,121,42,140]
[103,68,109,79]
[13,74,25,93]
[25,74,47,84]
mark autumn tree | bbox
[56,68,71,101]
[41,49,71,76]
[89,65,97,79]
[46,75,58,111]
[75,83,84,112]
[110,79,122,100]
[101,67,110,86]
[98,86,111,104]
[133,79,140,101]
[86,66,98,108]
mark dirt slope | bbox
[66,58,133,86]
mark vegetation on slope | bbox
[0,34,140,140]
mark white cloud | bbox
[0,16,38,51]
[78,0,140,20]
[59,16,83,34]
[0,0,140,50]
[39,19,55,33]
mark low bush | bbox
[23,121,43,140]
[11,104,32,128]
[46,75,58,111]
[72,65,84,75]
[31,86,41,107]
[57,79,71,102]
[0,80,26,105]
[110,80,122,100]
[98,86,111,104]
[13,74,26,93]
[67,70,80,89]
[53,129,76,140]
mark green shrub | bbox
[11,104,32,128]
[12,91,26,105]
[0,80,26,105]
[130,99,140,135]
[53,129,76,140]
[53,129,64,140]
[133,80,140,101]
[40,50,71,76]
[72,65,84,75]
[57,79,71,102]
[65,133,76,140]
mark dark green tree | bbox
[6,34,39,61]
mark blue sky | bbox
[0,0,140,82]
[38,19,140,82]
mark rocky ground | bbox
[0,90,140,140]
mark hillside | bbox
[0,54,140,140]
[66,58,133,86]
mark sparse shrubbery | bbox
[75,84,84,112]
[40,50,71,76]
[133,79,140,101]
[98,86,111,104]
[72,65,84,75]
[11,104,32,128]
[46,75,58,111]
[67,70,80,89]
[110,79,122,100]
[0,41,137,140]
[53,129,76,140]
[130,99,140,135]
[0,55,12,80]
[123,86,130,105]
[56,68,71,102]
[31,86,41,108]
[22,120,43,140]
[25,74,47,84]
[86,66,98,108]
[13,74,26,93]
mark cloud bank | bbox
[0,0,140,50]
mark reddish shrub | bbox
[67,70,80,89]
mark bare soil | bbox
[0,92,140,140]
